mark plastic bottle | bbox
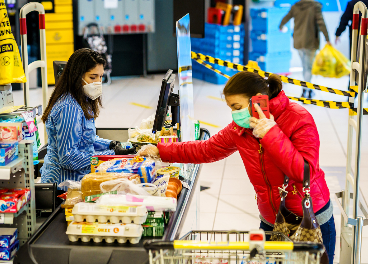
[120,142,133,150]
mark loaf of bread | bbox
[81,173,139,200]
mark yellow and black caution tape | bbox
[191,51,356,98]
[192,57,368,116]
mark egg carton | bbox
[72,202,148,224]
[66,222,143,244]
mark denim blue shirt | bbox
[41,94,114,185]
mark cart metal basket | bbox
[144,230,324,264]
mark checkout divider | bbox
[26,127,210,264]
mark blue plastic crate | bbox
[192,71,205,81]
[249,51,292,74]
[251,31,291,53]
[251,7,290,32]
[204,49,244,59]
[204,72,229,85]
[205,23,244,35]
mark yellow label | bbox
[81,224,97,234]
[65,208,73,215]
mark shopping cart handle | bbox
[292,242,324,253]
[144,240,174,251]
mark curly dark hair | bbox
[42,48,106,123]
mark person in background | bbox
[279,0,331,99]
[41,48,134,186]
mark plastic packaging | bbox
[151,175,170,197]
[96,194,177,212]
[72,202,148,224]
[100,178,157,196]
[90,155,135,173]
[59,180,83,206]
[0,0,27,85]
[312,44,350,78]
[96,157,155,183]
[136,144,160,159]
[139,115,155,130]
[156,166,180,179]
[0,142,18,166]
[66,222,143,244]
[81,172,140,200]
[121,142,133,150]
[0,240,19,261]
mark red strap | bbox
[39,14,45,29]
[19,18,27,35]
[353,14,360,30]
[361,18,368,35]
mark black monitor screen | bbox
[53,61,67,84]
[152,70,176,133]
[173,0,205,38]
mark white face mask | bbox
[82,78,102,100]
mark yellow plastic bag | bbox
[312,45,350,78]
[0,0,26,85]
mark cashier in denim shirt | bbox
[40,48,134,186]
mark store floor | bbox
[14,72,368,263]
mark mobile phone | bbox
[251,95,270,119]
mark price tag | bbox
[0,214,5,224]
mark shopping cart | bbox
[144,230,325,264]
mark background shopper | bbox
[41,48,133,186]
[279,0,331,99]
[140,71,336,263]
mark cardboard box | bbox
[0,240,19,261]
[0,142,18,166]
[0,228,17,248]
[0,189,31,213]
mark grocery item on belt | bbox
[80,172,139,200]
[66,222,143,244]
[0,228,17,248]
[142,211,165,237]
[100,178,155,196]
[0,142,18,166]
[159,136,178,143]
[90,155,135,173]
[58,180,82,208]
[165,178,183,199]
[156,166,180,179]
[96,157,156,184]
[72,202,148,224]
[96,194,177,212]
[0,240,19,261]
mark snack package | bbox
[151,175,170,197]
[156,167,180,179]
[96,194,177,212]
[96,156,156,183]
[0,0,27,85]
[0,189,30,213]
[90,155,135,173]
[0,240,19,261]
[0,142,18,166]
[81,173,138,200]
[159,136,178,143]
[0,189,8,195]
[0,123,22,142]
[0,228,17,248]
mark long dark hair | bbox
[42,48,106,123]
[223,71,282,99]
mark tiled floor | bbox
[14,71,368,263]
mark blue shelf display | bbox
[250,7,290,32]
[274,0,341,12]
[251,31,291,53]
[249,51,292,74]
[250,7,292,74]
[191,23,245,85]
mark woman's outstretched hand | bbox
[249,103,276,139]
[137,144,160,158]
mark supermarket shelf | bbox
[0,158,25,180]
[3,204,29,224]
[0,260,13,264]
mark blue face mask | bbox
[232,104,251,128]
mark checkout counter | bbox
[23,68,210,264]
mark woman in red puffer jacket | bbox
[141,71,336,263]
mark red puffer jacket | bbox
[158,91,330,224]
